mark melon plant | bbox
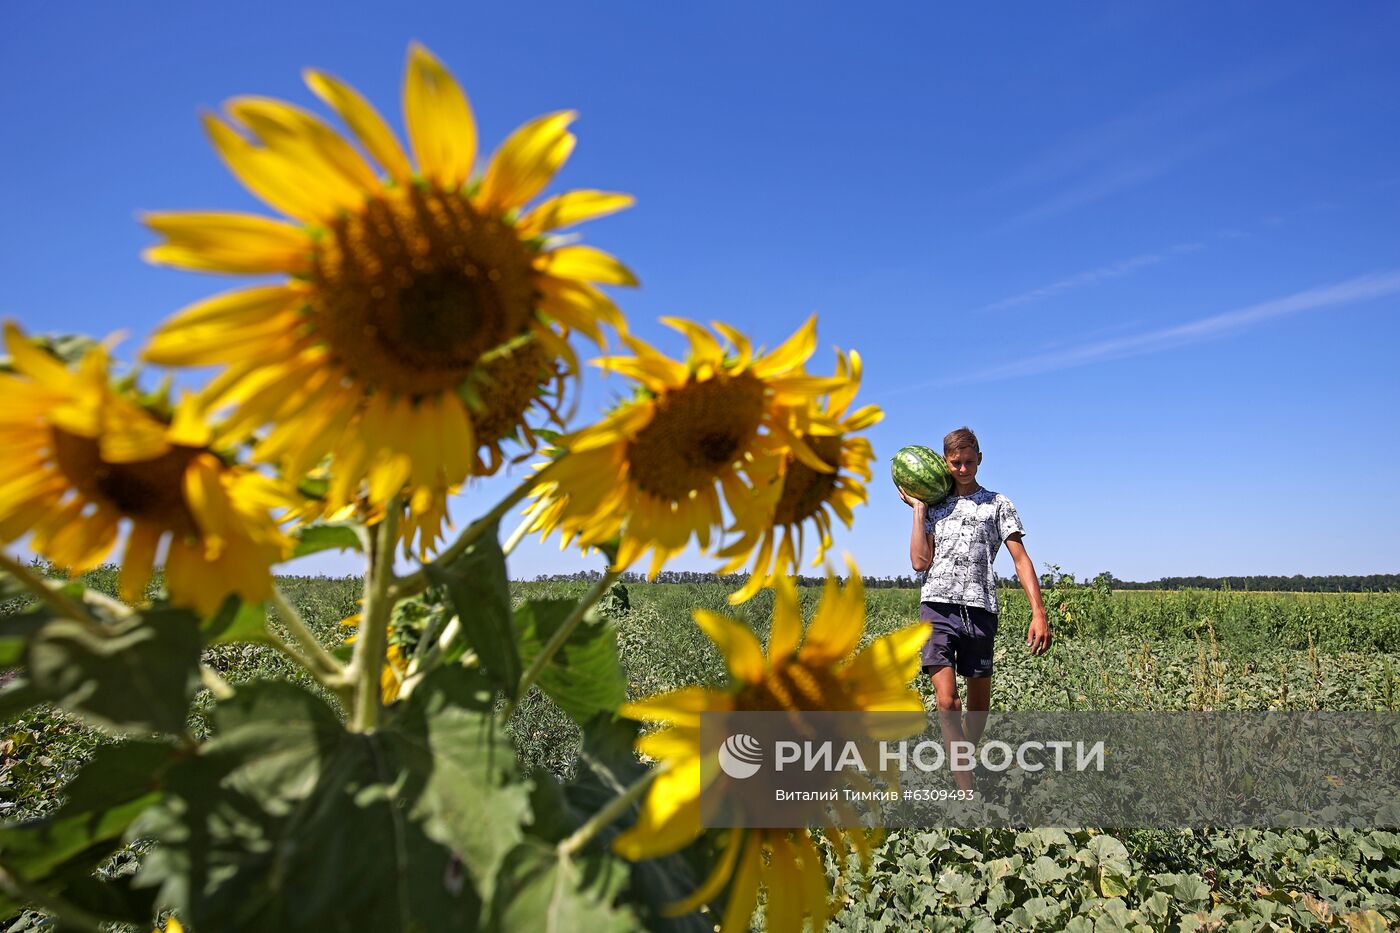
[891,445,953,503]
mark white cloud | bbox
[956,270,1400,384]
[982,242,1204,313]
[875,271,1400,397]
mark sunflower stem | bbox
[503,569,621,722]
[500,512,533,557]
[0,552,96,627]
[271,584,345,681]
[393,460,558,602]
[557,758,669,858]
[350,499,400,732]
[395,614,458,701]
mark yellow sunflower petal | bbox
[662,828,746,917]
[619,684,727,729]
[4,322,72,391]
[692,609,766,683]
[143,286,303,367]
[119,522,163,604]
[767,573,802,661]
[720,833,763,933]
[518,189,634,237]
[794,831,833,931]
[764,833,806,933]
[842,622,929,694]
[227,96,379,194]
[202,113,335,223]
[97,398,172,464]
[304,67,414,183]
[661,316,726,366]
[403,42,477,189]
[801,559,864,664]
[478,110,576,213]
[142,212,310,275]
[611,756,703,859]
[540,245,638,287]
[752,315,818,377]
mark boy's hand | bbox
[1027,614,1051,655]
[897,488,924,509]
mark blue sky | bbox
[3,2,1398,582]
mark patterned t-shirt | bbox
[918,488,1024,614]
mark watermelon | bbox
[891,445,953,504]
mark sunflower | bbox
[522,316,846,578]
[140,43,634,534]
[612,560,929,932]
[718,349,881,603]
[0,323,288,616]
[339,613,409,703]
[463,331,569,475]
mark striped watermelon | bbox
[891,445,953,504]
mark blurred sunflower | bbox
[612,560,929,932]
[0,323,288,615]
[523,316,844,578]
[141,43,634,534]
[338,612,409,703]
[719,349,881,603]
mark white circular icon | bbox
[718,733,763,779]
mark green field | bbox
[4,577,1399,931]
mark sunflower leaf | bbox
[391,664,532,897]
[424,522,520,699]
[290,522,364,559]
[23,607,204,735]
[486,840,634,933]
[130,670,520,931]
[201,595,272,646]
[514,599,625,725]
[559,716,715,933]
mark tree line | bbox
[531,569,1400,592]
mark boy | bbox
[898,427,1050,790]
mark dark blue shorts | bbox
[920,601,998,678]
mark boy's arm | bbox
[900,489,933,571]
[1005,534,1051,655]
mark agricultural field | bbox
[3,575,1399,931]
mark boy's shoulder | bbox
[929,488,1005,519]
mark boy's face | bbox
[944,446,982,485]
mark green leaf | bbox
[560,715,713,933]
[201,596,271,646]
[132,676,485,931]
[487,840,634,933]
[515,599,626,724]
[24,608,204,734]
[1098,867,1130,898]
[424,521,520,698]
[291,522,364,559]
[0,611,48,669]
[1170,873,1212,906]
[389,665,532,894]
[202,679,348,808]
[0,740,176,881]
[1086,834,1132,875]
